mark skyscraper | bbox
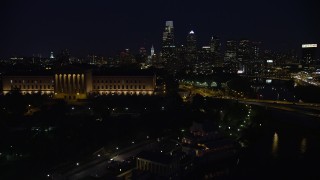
[186,30,197,66]
[162,21,177,73]
[237,40,252,74]
[210,36,222,67]
[224,40,238,73]
[252,41,263,74]
[50,52,55,59]
[151,45,155,57]
[301,44,318,67]
[162,21,175,64]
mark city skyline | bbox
[1,0,319,58]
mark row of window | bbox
[93,85,146,90]
[11,85,54,90]
[93,79,144,84]
[10,80,54,84]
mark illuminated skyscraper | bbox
[151,45,154,57]
[210,36,222,67]
[162,21,176,73]
[186,30,197,66]
[224,40,238,73]
[237,39,252,74]
[50,52,54,59]
[162,21,175,63]
[301,44,318,67]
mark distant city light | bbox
[302,44,317,48]
[266,79,272,84]
[237,70,244,74]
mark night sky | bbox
[1,0,319,58]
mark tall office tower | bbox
[252,41,263,74]
[136,47,147,64]
[50,52,55,59]
[119,48,135,64]
[186,30,198,66]
[176,44,187,71]
[56,49,71,66]
[139,47,147,56]
[224,40,238,73]
[237,39,253,74]
[301,44,318,67]
[210,36,222,67]
[162,21,176,68]
[151,45,155,57]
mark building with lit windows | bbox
[186,30,198,66]
[224,40,238,73]
[301,44,318,67]
[2,74,55,95]
[210,36,223,67]
[2,69,156,101]
[162,21,176,72]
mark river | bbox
[234,108,320,179]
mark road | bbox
[180,83,320,118]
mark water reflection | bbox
[272,132,278,157]
[300,138,307,154]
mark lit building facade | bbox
[2,70,156,101]
[92,75,155,96]
[2,75,54,95]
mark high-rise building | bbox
[251,41,263,74]
[56,49,71,66]
[151,45,155,57]
[119,49,135,64]
[147,45,155,65]
[301,44,318,67]
[237,39,252,74]
[210,36,222,67]
[224,40,238,73]
[186,30,197,66]
[162,21,175,67]
[50,52,55,59]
